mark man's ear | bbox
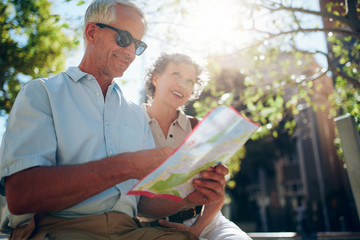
[84,22,97,44]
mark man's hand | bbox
[182,164,228,207]
[128,147,174,179]
[156,199,225,237]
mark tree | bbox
[0,0,79,114]
[240,0,360,130]
[144,0,359,130]
[198,0,359,130]
[141,0,359,176]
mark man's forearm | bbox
[5,148,170,215]
[5,155,133,215]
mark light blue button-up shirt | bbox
[0,67,155,231]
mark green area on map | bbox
[149,153,230,195]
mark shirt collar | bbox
[65,67,121,95]
[65,67,93,82]
[142,103,188,131]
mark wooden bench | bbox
[317,232,360,240]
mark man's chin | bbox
[115,66,130,78]
[112,71,125,79]
[114,73,124,78]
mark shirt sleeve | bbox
[0,79,56,195]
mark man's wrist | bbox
[179,198,195,210]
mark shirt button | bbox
[105,121,109,125]
[169,134,173,138]
[96,92,101,97]
[87,76,91,80]
[109,151,113,155]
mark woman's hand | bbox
[157,219,202,237]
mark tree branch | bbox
[246,1,353,27]
[296,48,360,89]
[330,68,360,88]
[256,27,360,39]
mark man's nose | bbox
[123,43,136,59]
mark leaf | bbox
[307,81,313,88]
[272,130,278,138]
[344,36,352,42]
[339,57,348,65]
[61,23,70,28]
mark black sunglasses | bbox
[95,23,147,56]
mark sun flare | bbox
[176,0,253,55]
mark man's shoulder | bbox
[28,67,89,91]
[24,70,69,87]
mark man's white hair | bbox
[83,0,146,45]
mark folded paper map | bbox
[127,105,260,201]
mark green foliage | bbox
[332,75,360,131]
[64,0,85,5]
[161,0,360,178]
[0,0,79,114]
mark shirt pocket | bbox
[116,126,145,152]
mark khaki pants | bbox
[10,212,198,240]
